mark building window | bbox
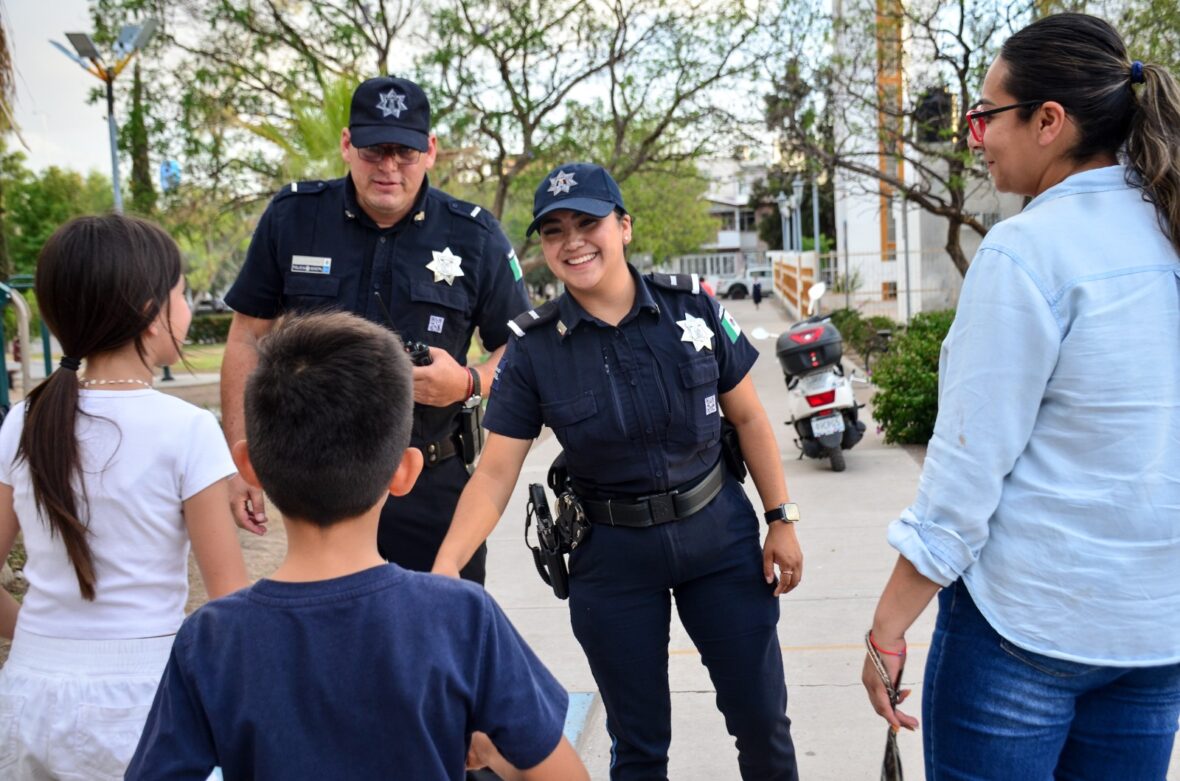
[974,212,1001,231]
[882,281,898,300]
[717,212,737,231]
[740,210,757,231]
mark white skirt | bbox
[0,626,174,780]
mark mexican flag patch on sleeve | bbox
[719,306,741,343]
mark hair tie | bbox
[1131,61,1145,85]
[59,356,81,372]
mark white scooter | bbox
[773,283,866,471]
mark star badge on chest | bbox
[427,247,465,285]
[677,313,714,352]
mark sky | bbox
[7,0,114,174]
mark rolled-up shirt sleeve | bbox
[889,246,1061,585]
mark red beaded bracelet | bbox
[464,368,474,401]
[868,630,906,657]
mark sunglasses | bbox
[355,144,423,165]
[965,100,1045,143]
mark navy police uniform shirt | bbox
[225,175,530,446]
[484,266,758,497]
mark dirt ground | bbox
[185,517,289,613]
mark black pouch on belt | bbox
[457,399,484,465]
[719,416,748,483]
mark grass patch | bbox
[165,338,490,378]
[177,342,226,374]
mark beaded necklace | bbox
[79,378,154,389]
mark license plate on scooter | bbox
[812,414,845,437]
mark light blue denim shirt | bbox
[889,165,1180,666]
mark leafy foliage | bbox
[2,157,113,276]
[828,308,899,358]
[871,309,955,444]
[766,0,1027,277]
[187,313,234,345]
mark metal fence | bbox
[770,248,963,323]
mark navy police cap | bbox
[349,76,431,152]
[527,162,628,236]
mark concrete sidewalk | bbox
[485,296,1180,780]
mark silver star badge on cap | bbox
[676,314,714,352]
[547,170,577,196]
[377,90,407,118]
[427,247,465,285]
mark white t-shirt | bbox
[0,389,236,639]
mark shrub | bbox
[827,308,900,358]
[871,309,956,445]
[188,313,233,344]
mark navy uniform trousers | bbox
[567,475,798,781]
[379,456,486,584]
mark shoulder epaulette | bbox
[446,197,496,232]
[274,180,328,201]
[647,272,701,294]
[506,301,559,338]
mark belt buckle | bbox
[646,493,676,525]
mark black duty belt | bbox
[420,431,460,467]
[580,460,726,528]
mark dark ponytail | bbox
[20,215,181,600]
[1125,64,1180,257]
[1001,13,1180,256]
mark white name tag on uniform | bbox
[291,255,332,274]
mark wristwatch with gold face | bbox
[764,503,800,525]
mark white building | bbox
[670,155,773,280]
[830,0,1023,321]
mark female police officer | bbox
[434,162,801,780]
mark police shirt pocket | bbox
[282,275,340,310]
[677,355,722,440]
[410,279,470,313]
[541,390,598,430]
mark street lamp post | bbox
[792,177,805,254]
[775,191,790,252]
[52,20,158,213]
[811,180,822,279]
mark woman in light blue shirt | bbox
[862,13,1180,779]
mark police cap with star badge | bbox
[349,76,431,151]
[526,162,629,236]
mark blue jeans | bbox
[924,580,1180,780]
[567,477,797,781]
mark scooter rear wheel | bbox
[828,447,846,472]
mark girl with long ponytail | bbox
[0,214,247,779]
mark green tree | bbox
[127,61,156,215]
[4,167,114,275]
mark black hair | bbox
[1001,13,1180,255]
[20,214,182,600]
[244,311,414,526]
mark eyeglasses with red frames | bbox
[965,100,1045,143]
[355,144,422,165]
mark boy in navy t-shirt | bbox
[127,312,585,780]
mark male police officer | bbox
[220,76,530,584]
